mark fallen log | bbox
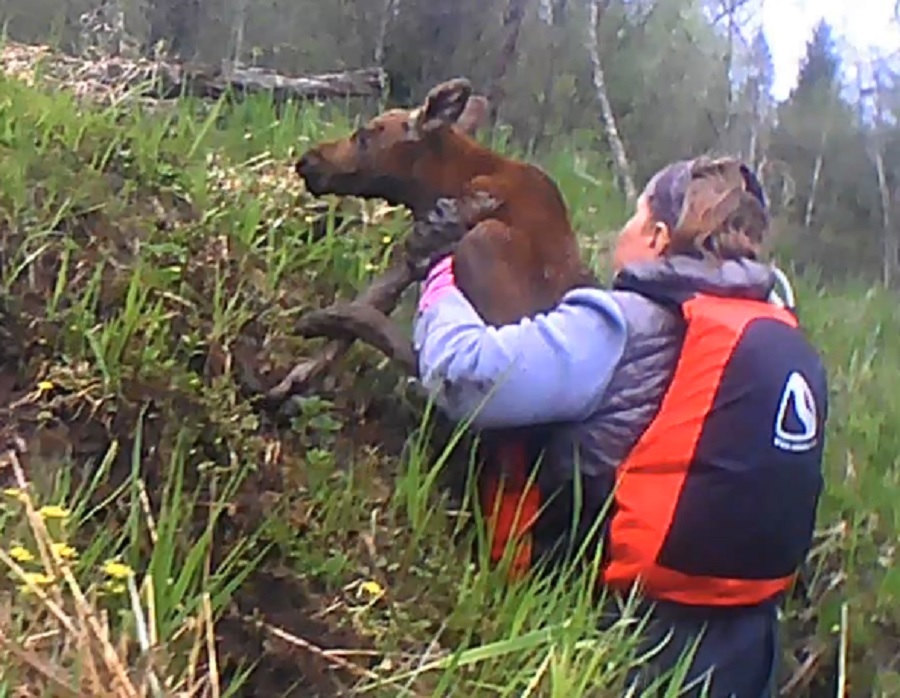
[151,64,388,102]
[0,40,386,105]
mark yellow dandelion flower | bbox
[51,542,78,560]
[36,380,54,393]
[102,560,134,580]
[9,545,34,563]
[381,234,393,245]
[2,488,27,502]
[38,505,70,520]
[359,580,385,599]
[20,571,54,588]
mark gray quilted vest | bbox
[528,255,784,565]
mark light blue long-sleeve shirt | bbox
[412,286,629,430]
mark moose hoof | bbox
[266,358,323,402]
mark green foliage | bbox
[794,20,842,101]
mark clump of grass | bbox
[0,441,257,697]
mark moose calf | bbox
[295,77,595,576]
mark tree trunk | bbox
[531,0,568,153]
[109,0,125,58]
[712,0,758,154]
[147,0,203,60]
[747,125,758,170]
[586,0,637,204]
[874,148,895,288]
[374,0,398,67]
[487,0,530,125]
[721,3,735,142]
[803,124,829,230]
[871,71,897,287]
[230,0,248,67]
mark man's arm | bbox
[412,259,628,430]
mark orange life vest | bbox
[479,292,825,606]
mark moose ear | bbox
[415,78,474,133]
[456,95,490,135]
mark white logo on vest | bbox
[773,371,818,453]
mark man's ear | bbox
[456,95,490,135]
[415,78,473,134]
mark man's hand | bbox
[405,192,500,279]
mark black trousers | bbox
[605,596,780,698]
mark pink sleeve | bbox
[417,255,457,312]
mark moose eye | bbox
[352,128,370,149]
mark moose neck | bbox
[405,129,505,220]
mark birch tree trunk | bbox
[871,71,897,287]
[374,0,398,67]
[873,148,894,287]
[721,3,736,141]
[586,0,637,204]
[747,125,758,170]
[804,112,831,230]
[231,0,248,68]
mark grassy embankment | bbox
[0,64,896,697]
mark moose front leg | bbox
[264,193,503,407]
[264,250,419,406]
